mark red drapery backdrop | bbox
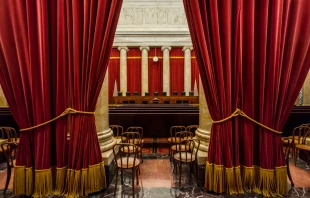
[127,48,141,95]
[108,48,120,102]
[191,50,199,94]
[0,0,122,197]
[170,48,184,96]
[148,47,163,96]
[184,0,310,196]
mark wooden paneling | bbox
[111,96,199,104]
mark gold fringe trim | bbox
[65,161,106,198]
[241,166,255,192]
[33,169,53,198]
[13,166,26,195]
[206,164,287,197]
[54,166,67,195]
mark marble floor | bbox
[0,154,309,197]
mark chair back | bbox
[110,125,124,139]
[1,142,18,168]
[170,126,186,139]
[176,139,200,162]
[186,125,198,136]
[0,127,18,142]
[113,143,140,169]
[121,132,142,145]
[292,125,310,144]
[126,126,143,139]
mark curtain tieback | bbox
[212,108,282,134]
[20,108,95,132]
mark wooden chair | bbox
[110,125,124,140]
[170,131,194,160]
[294,127,310,166]
[168,126,186,158]
[126,127,144,162]
[113,143,141,198]
[173,139,200,187]
[121,132,143,162]
[285,125,310,165]
[0,127,19,142]
[186,125,198,136]
[1,142,18,195]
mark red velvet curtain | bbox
[191,50,199,94]
[184,0,310,196]
[170,48,184,96]
[127,48,141,95]
[148,47,163,96]
[0,0,122,197]
[108,48,120,102]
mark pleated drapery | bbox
[0,0,123,197]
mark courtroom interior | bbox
[0,0,310,198]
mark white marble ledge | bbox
[102,139,122,165]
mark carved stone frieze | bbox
[118,7,187,26]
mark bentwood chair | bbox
[294,127,310,166]
[126,127,144,162]
[288,125,310,165]
[1,142,18,195]
[168,126,186,159]
[110,125,124,140]
[113,143,141,198]
[170,131,194,161]
[173,139,200,187]
[0,127,19,142]
[186,125,198,136]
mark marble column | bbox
[195,77,212,165]
[140,46,150,96]
[161,46,171,96]
[95,68,116,152]
[182,46,193,96]
[0,85,8,107]
[118,47,128,96]
[303,71,310,105]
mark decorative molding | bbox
[117,46,129,51]
[161,46,171,51]
[118,7,187,26]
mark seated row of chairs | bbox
[118,91,195,96]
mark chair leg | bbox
[114,167,118,197]
[121,169,124,185]
[3,166,11,195]
[179,162,182,188]
[132,168,135,198]
[136,167,139,185]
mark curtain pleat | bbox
[148,47,163,96]
[127,48,141,95]
[170,48,184,96]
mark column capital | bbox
[182,46,193,51]
[139,46,150,51]
[161,46,171,51]
[117,46,129,52]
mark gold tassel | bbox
[54,166,67,195]
[253,165,261,194]
[32,169,53,198]
[213,164,224,193]
[242,166,255,192]
[13,166,26,195]
[258,168,277,197]
[85,162,106,195]
[72,170,81,197]
[233,166,244,194]
[25,167,34,196]
[275,166,287,196]
[205,163,214,191]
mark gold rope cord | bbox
[19,108,94,132]
[212,108,282,134]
